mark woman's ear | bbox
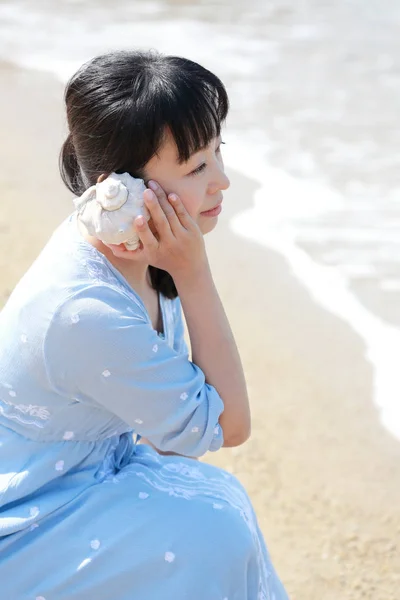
[97,173,109,184]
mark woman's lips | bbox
[200,202,222,216]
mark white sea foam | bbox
[222,136,400,441]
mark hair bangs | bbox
[159,72,229,164]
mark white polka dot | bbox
[214,426,220,435]
[71,314,80,324]
[102,370,111,378]
[213,503,223,510]
[191,427,199,433]
[20,334,28,343]
[139,492,149,499]
[8,390,16,397]
[164,551,175,563]
[63,431,75,440]
[152,344,158,353]
[30,506,40,518]
[36,596,46,600]
[90,539,101,550]
[55,460,65,471]
[30,523,39,531]
[134,418,143,425]
[180,392,188,401]
[77,557,92,571]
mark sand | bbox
[0,63,399,600]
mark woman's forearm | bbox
[174,264,251,447]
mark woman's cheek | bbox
[179,194,198,219]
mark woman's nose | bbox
[219,171,231,191]
[210,164,230,194]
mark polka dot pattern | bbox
[164,552,175,563]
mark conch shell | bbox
[73,172,150,250]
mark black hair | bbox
[60,49,229,299]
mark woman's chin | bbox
[199,218,219,236]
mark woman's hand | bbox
[131,181,209,278]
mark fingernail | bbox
[148,180,157,191]
[136,216,144,226]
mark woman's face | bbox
[143,129,230,235]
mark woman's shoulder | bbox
[52,283,149,332]
[41,213,147,312]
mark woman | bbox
[0,50,289,599]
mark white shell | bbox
[96,178,128,211]
[73,172,150,251]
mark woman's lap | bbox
[0,445,284,599]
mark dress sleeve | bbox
[44,285,224,457]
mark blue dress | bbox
[0,212,289,600]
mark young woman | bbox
[0,50,289,599]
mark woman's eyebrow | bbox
[176,142,210,166]
[176,134,223,165]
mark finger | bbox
[147,181,181,232]
[143,189,172,237]
[163,194,185,236]
[135,214,159,251]
[168,194,194,230]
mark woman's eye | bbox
[190,163,207,176]
[188,142,225,176]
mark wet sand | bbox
[0,63,399,600]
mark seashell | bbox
[96,178,128,211]
[73,172,150,251]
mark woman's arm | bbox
[174,264,251,447]
[45,286,225,458]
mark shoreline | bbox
[1,62,399,599]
